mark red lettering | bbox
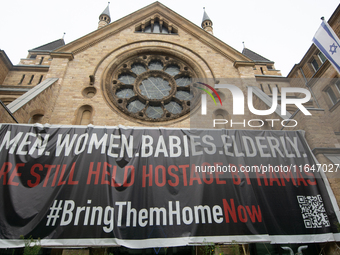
[111,166,121,187]
[246,205,262,223]
[296,169,308,186]
[239,166,251,185]
[67,162,78,185]
[142,165,152,187]
[304,165,316,185]
[155,165,166,187]
[0,162,12,185]
[28,164,43,187]
[51,165,60,187]
[202,163,214,184]
[223,199,237,223]
[237,205,247,223]
[43,165,55,187]
[57,165,67,186]
[215,171,226,184]
[123,165,135,187]
[8,163,24,186]
[256,170,268,186]
[223,199,262,224]
[86,162,100,185]
[231,171,241,185]
[168,165,179,187]
[202,171,213,184]
[269,171,281,186]
[189,164,202,185]
[101,162,111,185]
[279,167,297,186]
[179,165,189,186]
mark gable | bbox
[53,2,250,63]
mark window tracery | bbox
[135,17,178,34]
[106,53,198,122]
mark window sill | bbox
[329,99,340,112]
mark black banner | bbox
[0,124,339,248]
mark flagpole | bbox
[312,16,340,74]
[312,17,340,74]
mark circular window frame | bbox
[82,86,97,98]
[102,50,204,124]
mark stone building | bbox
[0,2,340,254]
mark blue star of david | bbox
[329,43,337,55]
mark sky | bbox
[1,0,339,76]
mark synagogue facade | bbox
[1,2,340,254]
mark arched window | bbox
[144,21,167,33]
[135,18,177,34]
[28,114,44,124]
[80,110,92,125]
[213,109,229,129]
[261,120,272,130]
[75,105,93,125]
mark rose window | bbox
[107,54,197,122]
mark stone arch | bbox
[28,109,45,124]
[96,42,215,126]
[92,41,215,85]
[74,105,94,125]
[213,108,229,129]
[260,119,272,130]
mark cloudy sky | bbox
[1,0,339,76]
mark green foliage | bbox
[336,221,340,232]
[20,235,41,255]
[200,240,216,255]
[200,240,242,255]
[229,240,240,255]
[214,245,224,255]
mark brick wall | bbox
[0,52,11,85]
[47,26,245,128]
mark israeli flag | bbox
[312,19,340,73]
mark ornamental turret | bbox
[98,3,111,29]
[201,7,213,34]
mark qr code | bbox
[297,195,330,228]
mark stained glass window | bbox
[116,88,135,99]
[165,65,180,76]
[131,64,147,75]
[127,100,145,113]
[148,60,163,70]
[175,91,194,100]
[118,74,135,84]
[140,77,171,99]
[146,106,164,119]
[165,101,182,114]
[109,54,197,122]
[176,76,192,87]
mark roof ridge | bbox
[242,47,271,62]
[30,38,65,52]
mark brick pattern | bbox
[3,71,47,86]
[0,59,10,85]
[0,83,58,124]
[19,54,52,66]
